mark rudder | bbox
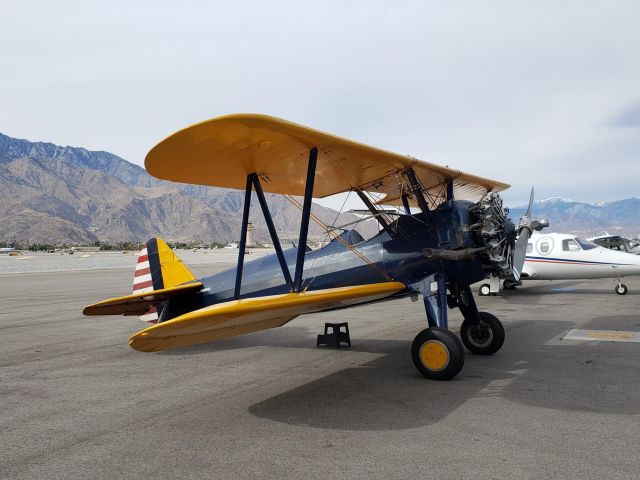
[133,238,195,323]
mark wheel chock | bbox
[317,322,351,348]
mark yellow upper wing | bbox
[129,282,405,352]
[145,114,509,208]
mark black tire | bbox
[503,280,517,290]
[615,283,628,295]
[411,327,465,380]
[460,312,505,355]
[478,284,491,296]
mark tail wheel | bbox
[615,283,628,295]
[411,327,465,380]
[460,312,505,355]
[478,284,491,296]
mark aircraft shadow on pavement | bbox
[247,319,640,431]
[249,336,486,431]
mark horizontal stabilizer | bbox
[83,282,203,316]
[129,282,406,352]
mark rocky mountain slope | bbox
[0,133,375,244]
[2,132,637,244]
[508,197,640,237]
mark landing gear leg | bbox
[615,279,628,295]
[412,274,464,380]
[457,285,505,355]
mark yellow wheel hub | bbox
[419,340,449,371]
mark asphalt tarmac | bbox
[2,268,639,479]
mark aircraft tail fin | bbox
[133,238,195,323]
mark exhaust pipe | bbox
[422,247,486,261]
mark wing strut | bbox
[234,173,296,300]
[293,148,318,292]
[355,189,394,236]
[401,195,412,215]
[234,175,253,299]
[446,178,454,201]
[251,173,294,289]
[405,168,431,214]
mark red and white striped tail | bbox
[133,245,159,324]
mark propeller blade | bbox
[525,187,534,218]
[512,228,531,281]
[513,187,535,281]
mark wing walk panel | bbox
[128,282,406,352]
[145,114,509,207]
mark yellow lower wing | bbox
[129,282,406,352]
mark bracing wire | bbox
[297,190,353,290]
[281,148,456,287]
[283,193,393,284]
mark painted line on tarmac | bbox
[563,329,640,343]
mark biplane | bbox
[84,114,533,380]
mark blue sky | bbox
[1,0,639,207]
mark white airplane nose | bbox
[612,250,640,275]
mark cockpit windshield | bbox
[575,237,598,250]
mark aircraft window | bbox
[628,240,639,249]
[575,238,598,250]
[562,239,580,252]
[536,237,553,255]
[526,243,532,253]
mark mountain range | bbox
[1,132,637,244]
[508,197,640,238]
[0,132,375,245]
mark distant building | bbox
[246,222,255,248]
[74,246,101,252]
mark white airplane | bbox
[0,247,15,254]
[479,232,640,296]
[589,234,640,255]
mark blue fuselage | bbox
[161,201,488,321]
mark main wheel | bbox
[503,280,517,290]
[478,284,491,296]
[460,312,505,355]
[615,283,628,295]
[411,327,465,380]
